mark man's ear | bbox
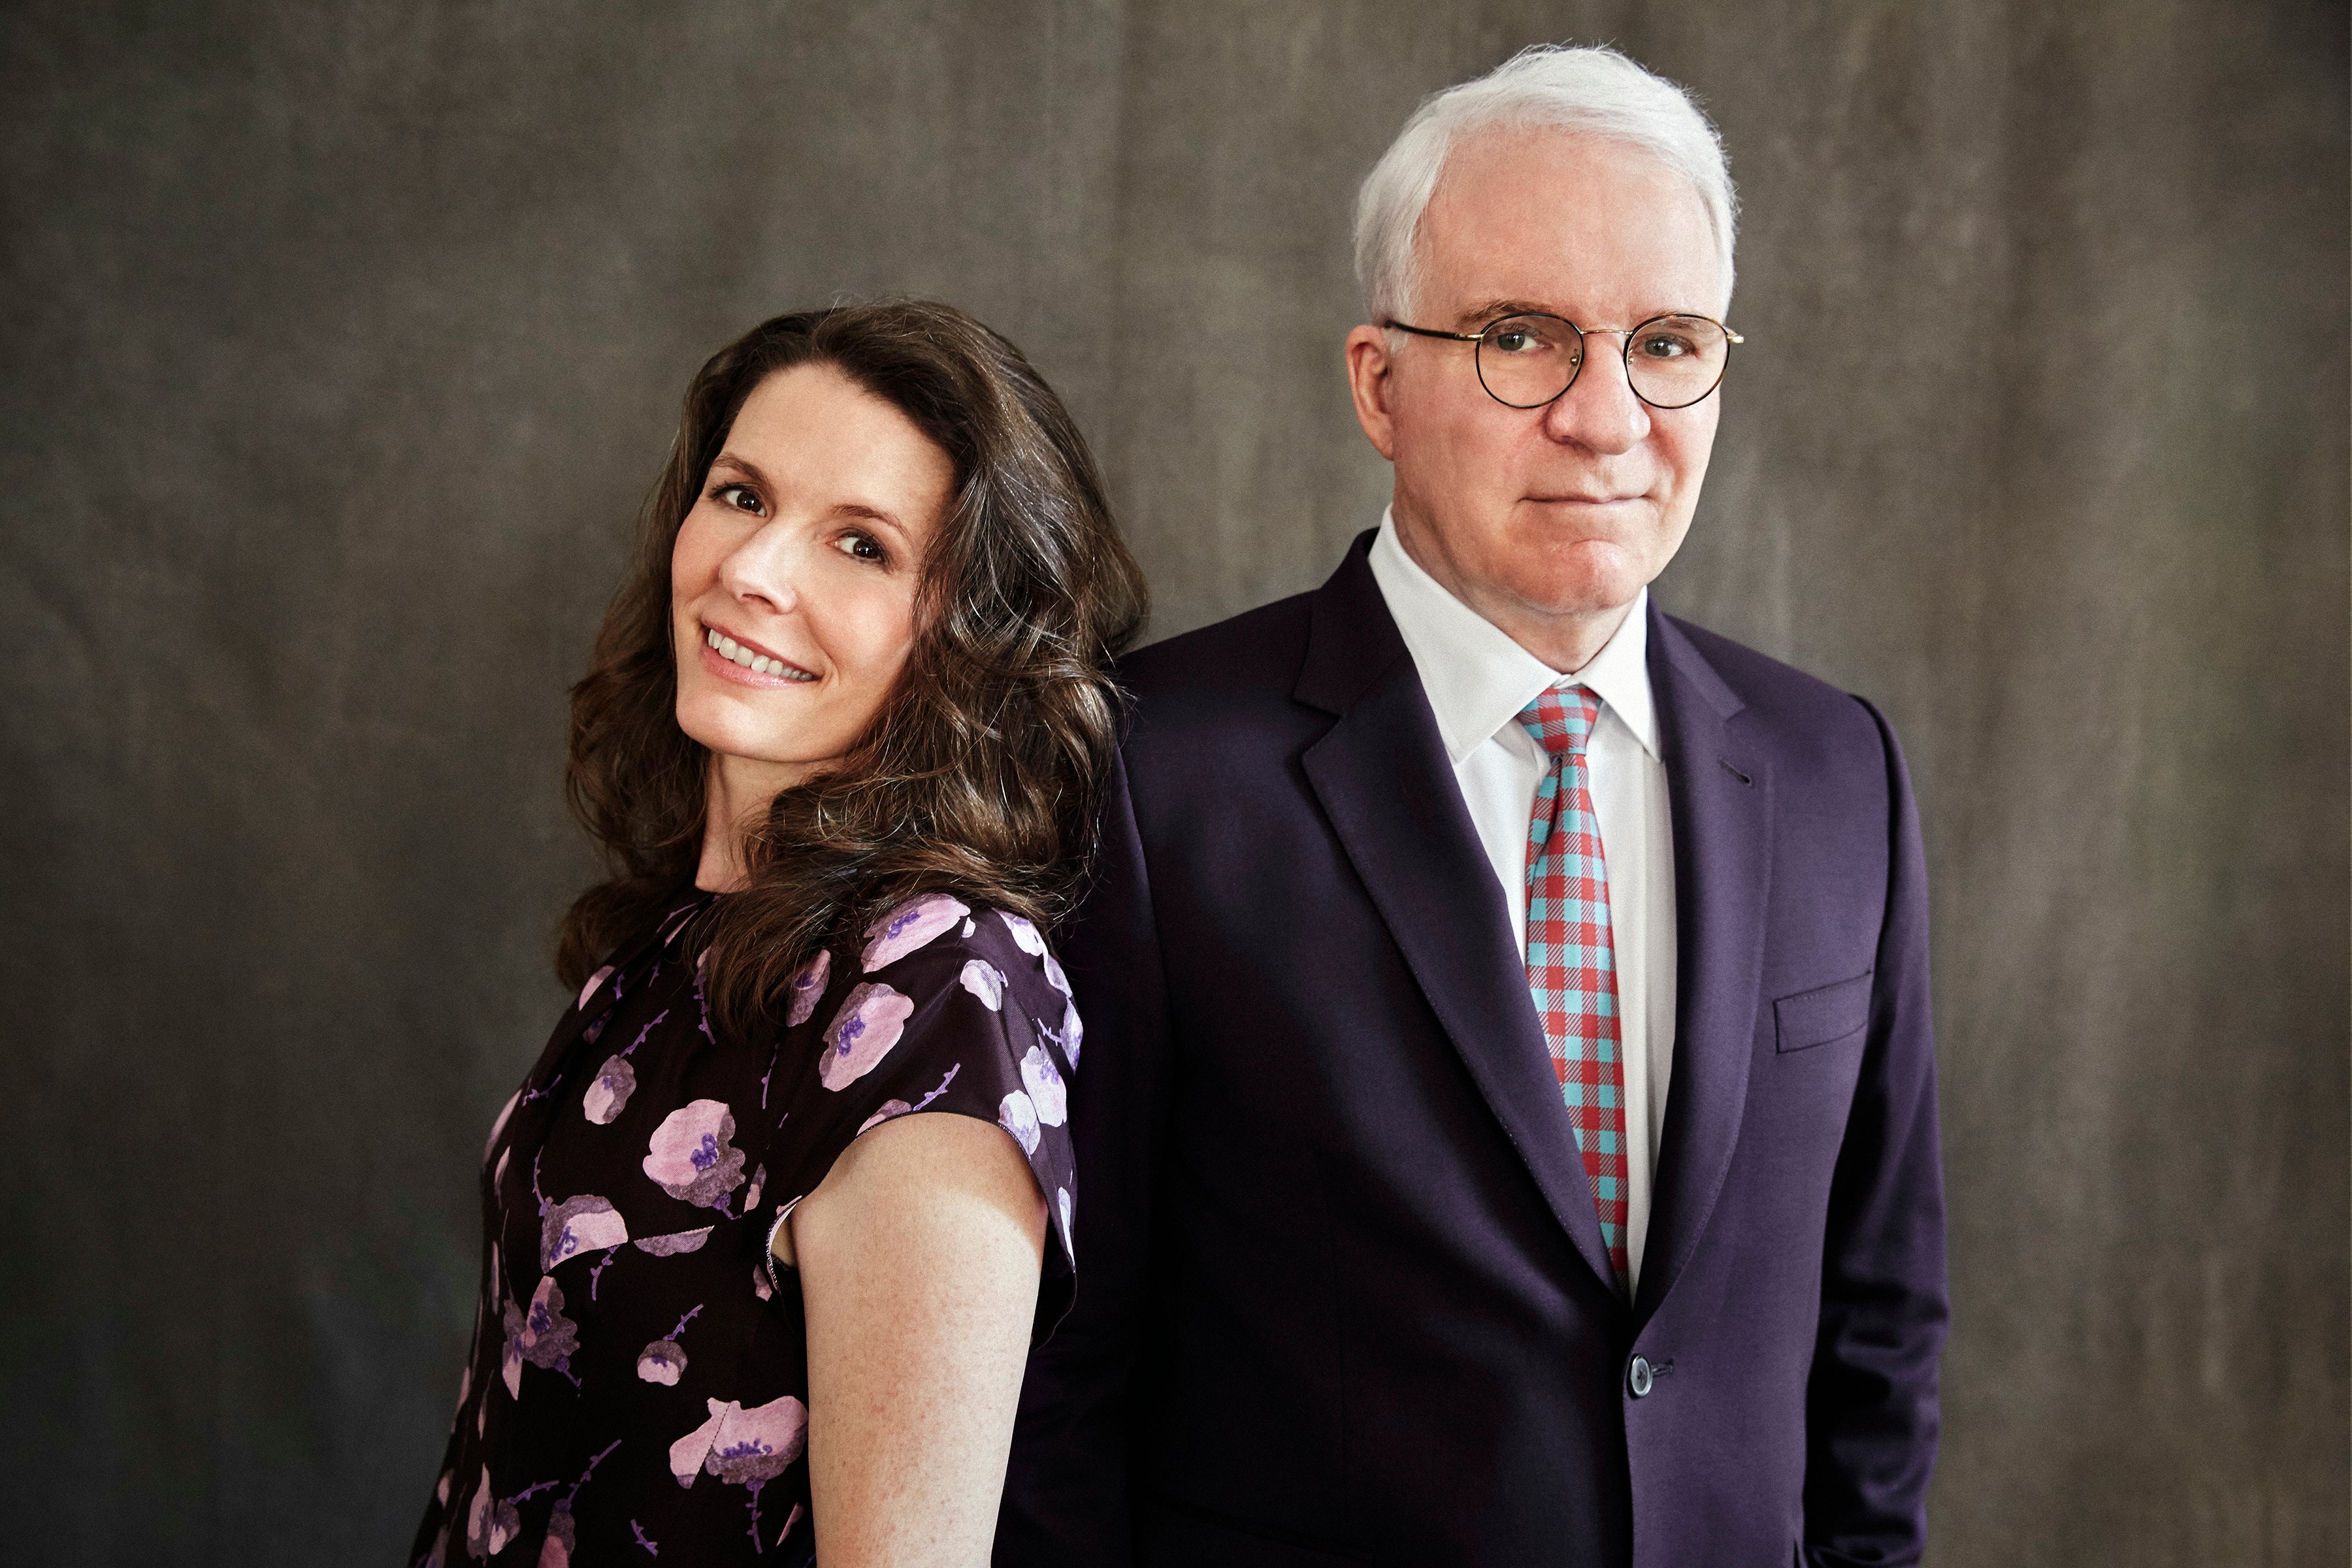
[1344,324,1400,462]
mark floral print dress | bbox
[410,890,1081,1566]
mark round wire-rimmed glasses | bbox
[1384,311,1742,410]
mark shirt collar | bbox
[1367,508,1659,765]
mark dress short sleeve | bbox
[765,894,1080,1339]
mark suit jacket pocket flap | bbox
[1773,970,1873,1053]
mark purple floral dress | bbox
[410,890,1081,1566]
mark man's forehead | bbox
[1417,128,1723,319]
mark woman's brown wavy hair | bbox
[555,301,1147,1038]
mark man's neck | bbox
[1390,508,1639,675]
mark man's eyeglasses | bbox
[1383,312,1742,411]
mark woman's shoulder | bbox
[796,892,1081,1128]
[850,893,1069,1007]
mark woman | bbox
[411,301,1146,1567]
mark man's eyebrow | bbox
[1456,298,1554,328]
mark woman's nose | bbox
[717,525,802,613]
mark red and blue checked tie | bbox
[1518,684,1629,1288]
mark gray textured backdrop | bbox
[3,2,2345,1563]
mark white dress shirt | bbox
[1367,512,1679,1288]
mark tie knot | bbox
[1517,684,1600,759]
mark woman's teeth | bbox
[706,627,814,681]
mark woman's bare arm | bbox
[787,1111,1048,1567]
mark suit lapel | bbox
[1634,605,1772,1320]
[1296,538,1620,1292]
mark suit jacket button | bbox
[1628,1356,1654,1398]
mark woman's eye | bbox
[834,532,887,564]
[713,483,764,515]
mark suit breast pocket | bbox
[1772,970,1873,1053]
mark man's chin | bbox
[1504,562,1649,625]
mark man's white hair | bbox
[1352,44,1738,327]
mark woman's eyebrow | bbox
[832,502,912,541]
[707,451,769,486]
[708,453,915,540]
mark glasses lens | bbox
[1475,314,1582,408]
[1624,316,1730,408]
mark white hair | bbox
[1352,44,1739,326]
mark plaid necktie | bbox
[1518,684,1629,1287]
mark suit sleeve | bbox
[1804,698,1951,1566]
[996,748,1173,1566]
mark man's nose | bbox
[718,524,802,613]
[1541,336,1650,454]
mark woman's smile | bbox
[698,621,818,685]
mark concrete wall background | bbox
[3,2,2344,1562]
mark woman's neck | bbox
[695,754,809,892]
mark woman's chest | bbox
[482,962,834,1320]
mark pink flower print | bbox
[999,1090,1041,1156]
[1020,1044,1068,1126]
[960,917,977,938]
[669,1396,809,1489]
[632,1226,713,1257]
[497,1288,525,1397]
[582,1055,637,1124]
[536,1506,575,1567]
[493,1147,511,1188]
[536,1439,619,1567]
[1041,949,1071,998]
[540,1195,629,1271]
[483,1089,520,1165]
[743,1163,765,1211]
[642,1100,747,1209]
[860,894,970,971]
[784,949,832,1027]
[959,958,1007,1011]
[1001,911,1048,957]
[637,1307,701,1386]
[436,1468,453,1506]
[587,1007,666,1124]
[1060,1000,1083,1069]
[578,964,615,1013]
[819,983,915,1091]
[465,1466,521,1558]
[636,1341,687,1385]
[1058,1186,1075,1262]
[751,1258,773,1301]
[503,1275,581,1394]
[659,900,702,947]
[857,1063,963,1135]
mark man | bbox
[1001,44,1946,1568]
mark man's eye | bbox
[1492,331,1536,354]
[1638,335,1693,359]
[714,483,764,515]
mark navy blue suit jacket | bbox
[1000,535,1948,1567]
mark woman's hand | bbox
[789,1111,1049,1566]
